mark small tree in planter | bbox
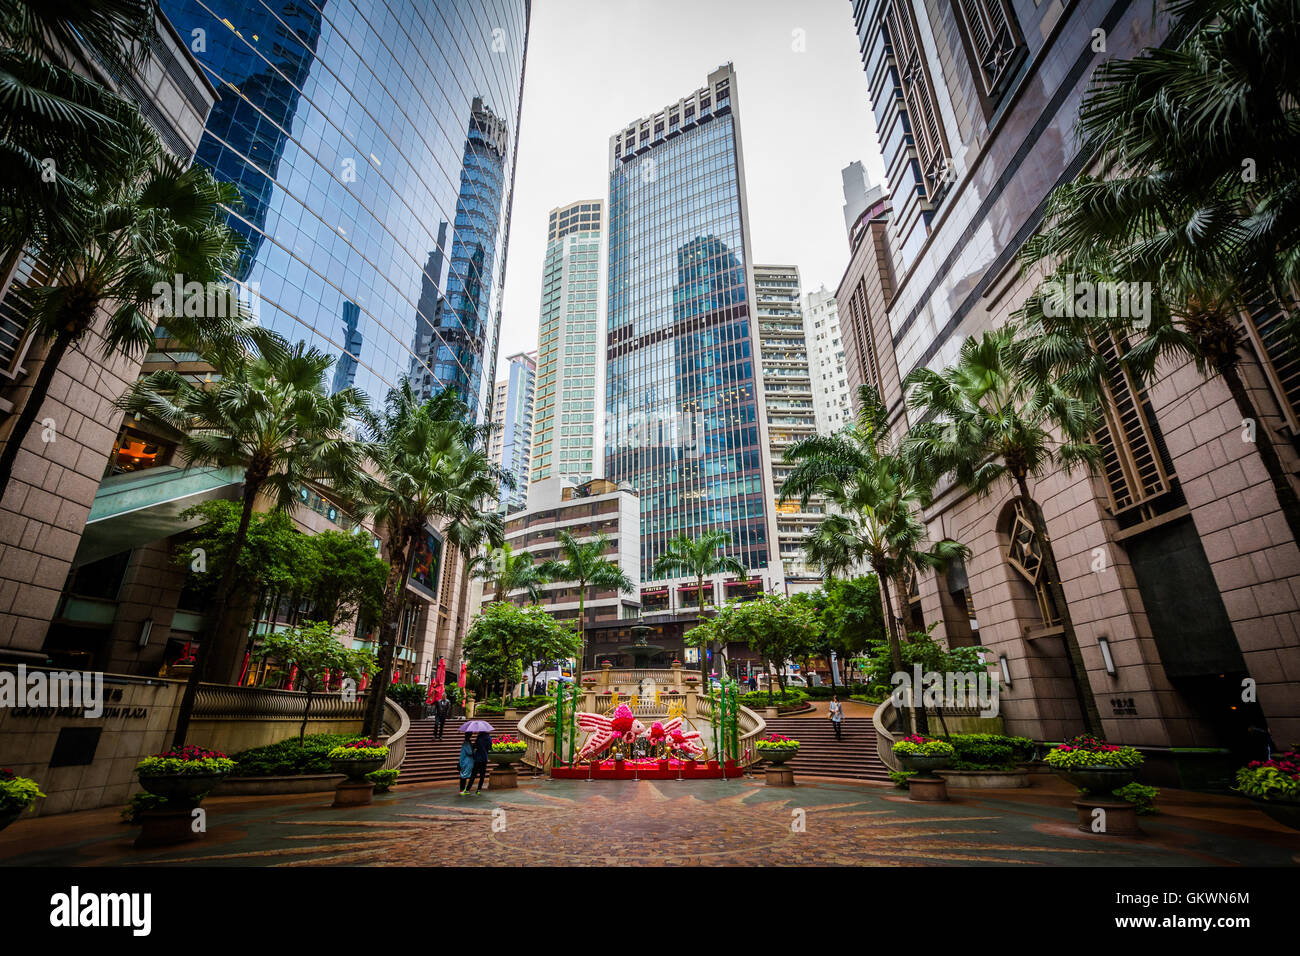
[1236,751,1300,830]
[1044,735,1144,794]
[0,768,44,831]
[255,621,376,740]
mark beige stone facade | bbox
[842,0,1300,756]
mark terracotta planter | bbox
[1053,766,1137,794]
[0,807,25,832]
[898,753,952,777]
[137,772,228,804]
[759,747,799,765]
[329,757,386,782]
[1249,796,1300,831]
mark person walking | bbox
[458,733,475,795]
[469,730,491,794]
[829,695,844,741]
[433,695,450,739]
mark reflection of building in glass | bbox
[605,64,781,597]
[425,97,510,422]
[159,0,527,426]
[331,301,363,394]
[531,200,603,487]
[162,0,323,280]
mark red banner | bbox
[428,657,446,704]
[458,660,467,688]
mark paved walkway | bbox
[2,774,1296,867]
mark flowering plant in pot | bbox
[892,735,956,776]
[327,738,389,780]
[489,735,527,764]
[135,746,235,804]
[0,768,45,831]
[1044,735,1143,793]
[1235,751,1300,830]
[755,734,800,765]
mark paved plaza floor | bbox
[1,774,1297,867]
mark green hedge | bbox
[229,733,365,777]
[944,733,1036,770]
[739,689,807,708]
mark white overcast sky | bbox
[493,0,887,365]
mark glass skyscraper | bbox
[605,64,780,586]
[532,199,603,486]
[159,0,530,425]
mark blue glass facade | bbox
[159,0,530,424]
[606,101,771,579]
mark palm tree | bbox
[787,390,967,733]
[472,542,549,604]
[361,381,503,735]
[651,529,747,682]
[0,115,272,498]
[904,326,1104,734]
[539,530,634,681]
[119,339,370,747]
[1017,0,1300,548]
[0,0,160,250]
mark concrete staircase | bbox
[398,717,527,786]
[760,717,892,784]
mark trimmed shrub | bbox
[229,734,363,777]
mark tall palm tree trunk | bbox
[171,478,258,747]
[1218,358,1300,550]
[1014,479,1101,735]
[574,578,586,683]
[698,575,711,684]
[0,326,75,498]
[877,574,913,736]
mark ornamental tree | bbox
[463,602,580,704]
[254,620,376,740]
[685,595,819,703]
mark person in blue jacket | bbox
[458,733,475,795]
[467,731,491,794]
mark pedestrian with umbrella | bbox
[458,719,494,795]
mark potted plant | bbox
[892,735,956,776]
[489,735,527,765]
[367,768,400,793]
[327,738,390,781]
[755,734,800,765]
[0,768,44,831]
[1044,735,1144,793]
[135,746,235,804]
[1235,751,1300,830]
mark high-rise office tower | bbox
[755,265,821,589]
[160,0,529,428]
[489,351,537,513]
[803,286,852,435]
[606,64,782,599]
[126,0,532,679]
[531,200,604,489]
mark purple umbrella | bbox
[458,720,495,734]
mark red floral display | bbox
[1246,751,1300,778]
[338,738,382,750]
[147,745,229,761]
[1054,734,1126,755]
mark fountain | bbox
[618,620,664,668]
